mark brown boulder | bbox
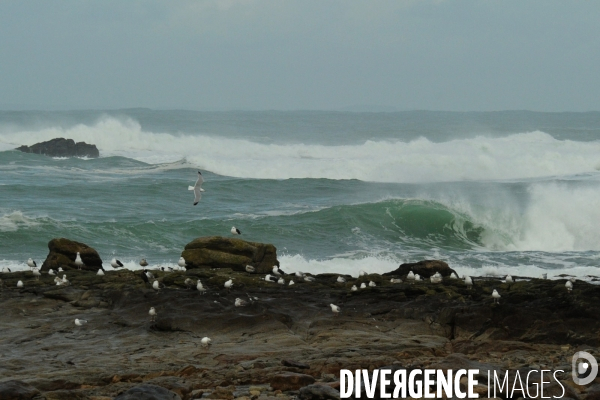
[40,238,103,272]
[384,259,456,278]
[181,236,278,273]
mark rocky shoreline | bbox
[0,264,599,399]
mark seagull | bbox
[569,277,576,283]
[414,274,422,281]
[351,285,358,291]
[265,274,278,283]
[245,265,256,273]
[303,275,315,282]
[61,275,69,285]
[17,280,23,288]
[231,226,241,235]
[152,280,162,291]
[359,270,368,277]
[430,272,442,284]
[451,272,459,279]
[277,277,285,285]
[407,271,415,283]
[390,278,402,283]
[200,337,212,348]
[505,275,514,284]
[196,280,206,294]
[189,171,205,206]
[369,281,376,287]
[184,278,194,289]
[145,270,155,280]
[110,258,124,268]
[97,269,105,276]
[58,267,63,272]
[32,268,41,281]
[48,269,56,276]
[224,279,233,290]
[492,289,501,304]
[360,282,367,289]
[330,304,341,316]
[178,257,186,269]
[75,252,84,270]
[140,270,150,284]
[295,271,304,277]
[289,280,295,286]
[465,276,473,289]
[140,258,148,267]
[235,298,247,307]
[27,258,37,270]
[566,281,573,292]
[337,276,346,283]
[74,318,88,326]
[1,267,11,273]
[272,266,282,276]
[149,307,157,322]
[54,277,63,285]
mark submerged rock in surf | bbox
[16,137,99,158]
[181,236,279,273]
[41,238,103,272]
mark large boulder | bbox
[0,380,40,400]
[16,138,99,158]
[383,259,456,278]
[181,236,278,273]
[41,238,103,272]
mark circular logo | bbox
[572,351,598,385]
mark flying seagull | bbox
[188,171,205,206]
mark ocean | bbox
[1,109,599,280]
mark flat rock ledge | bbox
[40,237,103,272]
[16,137,99,158]
[181,236,279,273]
[0,266,598,399]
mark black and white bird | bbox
[111,258,124,268]
[32,268,41,281]
[189,171,205,206]
[231,226,241,235]
[145,270,154,280]
[74,318,88,326]
[75,252,84,270]
[48,269,56,276]
[1,267,11,273]
[149,307,157,322]
[140,270,150,284]
[264,274,277,283]
[245,265,256,273]
[27,258,37,270]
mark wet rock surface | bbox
[16,138,99,158]
[0,266,598,399]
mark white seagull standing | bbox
[149,307,157,322]
[231,226,241,235]
[330,303,341,316]
[32,268,41,281]
[75,252,84,270]
[196,280,206,294]
[27,258,37,270]
[505,275,514,284]
[566,281,573,292]
[465,276,473,289]
[17,280,23,288]
[407,271,415,283]
[178,257,186,269]
[492,289,501,304]
[189,171,205,206]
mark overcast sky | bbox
[1,0,599,111]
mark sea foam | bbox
[1,117,600,183]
